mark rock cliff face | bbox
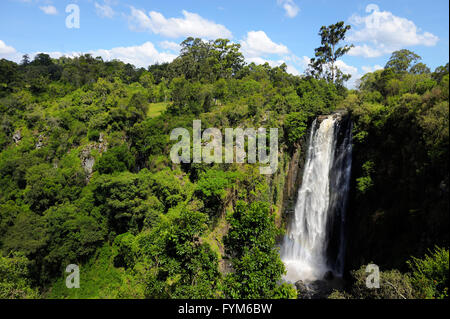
[279,129,309,229]
[79,135,108,182]
[343,109,449,274]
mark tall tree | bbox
[308,21,353,85]
[171,37,244,82]
[385,49,421,73]
[20,54,30,66]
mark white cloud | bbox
[159,40,181,52]
[335,60,358,76]
[246,56,300,76]
[128,7,232,39]
[284,53,360,87]
[277,0,300,18]
[89,42,177,67]
[348,44,385,58]
[335,60,360,89]
[348,4,439,58]
[246,56,276,66]
[0,42,175,68]
[0,40,23,62]
[333,61,382,89]
[0,40,17,55]
[128,6,152,30]
[95,2,115,18]
[286,64,300,76]
[283,54,310,69]
[239,31,303,76]
[315,60,360,89]
[361,64,383,73]
[240,31,289,58]
[39,5,57,15]
[45,42,177,68]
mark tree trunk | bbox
[331,44,335,84]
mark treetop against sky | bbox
[0,0,448,87]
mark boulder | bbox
[35,134,44,149]
[295,280,312,299]
[12,130,21,144]
[309,280,333,299]
[295,279,334,299]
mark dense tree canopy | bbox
[0,33,447,300]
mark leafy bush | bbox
[195,169,237,218]
[94,145,134,174]
[0,253,38,299]
[283,111,308,149]
[407,246,449,299]
[87,129,100,142]
[348,264,415,299]
[224,201,291,298]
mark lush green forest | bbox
[0,27,448,299]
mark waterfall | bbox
[280,113,352,283]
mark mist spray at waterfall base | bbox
[280,113,352,286]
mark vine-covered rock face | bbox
[343,66,449,276]
[79,140,108,181]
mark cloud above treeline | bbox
[240,31,289,57]
[348,4,439,58]
[0,40,177,69]
[128,7,233,39]
[2,1,443,87]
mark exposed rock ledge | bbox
[80,133,107,182]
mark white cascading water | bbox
[280,114,352,283]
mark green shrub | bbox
[284,111,308,149]
[0,253,39,299]
[87,129,100,142]
[94,145,134,174]
[407,246,449,299]
[348,264,415,299]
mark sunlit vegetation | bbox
[0,27,448,299]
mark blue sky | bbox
[0,0,448,87]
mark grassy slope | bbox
[147,102,168,118]
[44,245,124,299]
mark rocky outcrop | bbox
[295,272,344,299]
[295,280,333,299]
[12,130,21,144]
[318,109,349,123]
[35,134,45,149]
[79,138,108,182]
[80,149,95,177]
[279,121,312,230]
